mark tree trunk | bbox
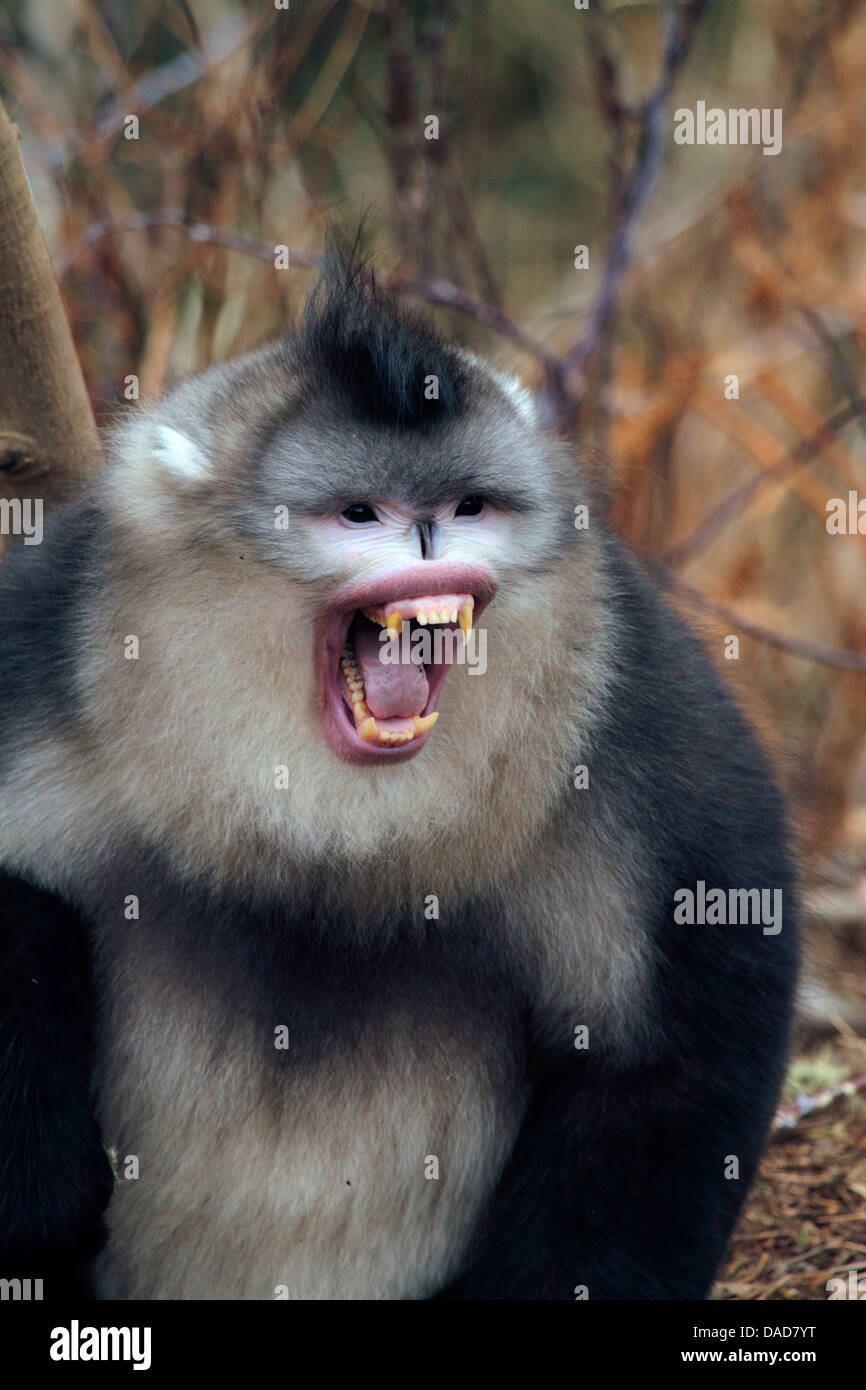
[0,96,99,543]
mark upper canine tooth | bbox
[458,603,473,640]
[386,611,402,640]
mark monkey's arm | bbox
[0,873,113,1297]
[437,1059,742,1300]
[438,904,794,1301]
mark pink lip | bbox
[316,562,497,763]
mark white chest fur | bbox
[93,974,525,1300]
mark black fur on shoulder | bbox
[292,237,466,429]
[0,873,113,1299]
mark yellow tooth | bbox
[386,611,402,640]
[458,603,473,640]
[413,712,439,735]
[359,716,378,740]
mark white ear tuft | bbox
[457,350,538,427]
[490,369,537,427]
[153,425,211,484]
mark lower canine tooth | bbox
[359,717,378,741]
[413,713,438,735]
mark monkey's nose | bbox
[412,520,440,560]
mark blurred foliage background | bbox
[2,0,866,1298]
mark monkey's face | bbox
[93,299,601,881]
[230,373,576,768]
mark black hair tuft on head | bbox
[295,235,466,429]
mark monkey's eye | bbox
[341,504,380,524]
[455,496,484,518]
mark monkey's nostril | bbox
[416,519,440,560]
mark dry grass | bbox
[716,1069,866,1300]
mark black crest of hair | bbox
[294,249,466,429]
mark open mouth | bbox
[317,562,497,763]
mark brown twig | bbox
[420,2,502,306]
[793,302,866,447]
[652,561,866,673]
[556,0,708,409]
[56,212,560,383]
[586,8,632,217]
[24,15,263,172]
[383,0,423,272]
[389,275,561,372]
[665,397,866,567]
[55,211,323,278]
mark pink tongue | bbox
[353,620,429,718]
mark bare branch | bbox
[665,397,866,568]
[23,15,264,172]
[56,214,562,393]
[652,560,866,673]
[586,8,631,216]
[383,0,423,271]
[389,275,562,374]
[558,0,708,404]
[793,303,866,447]
[56,212,323,279]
